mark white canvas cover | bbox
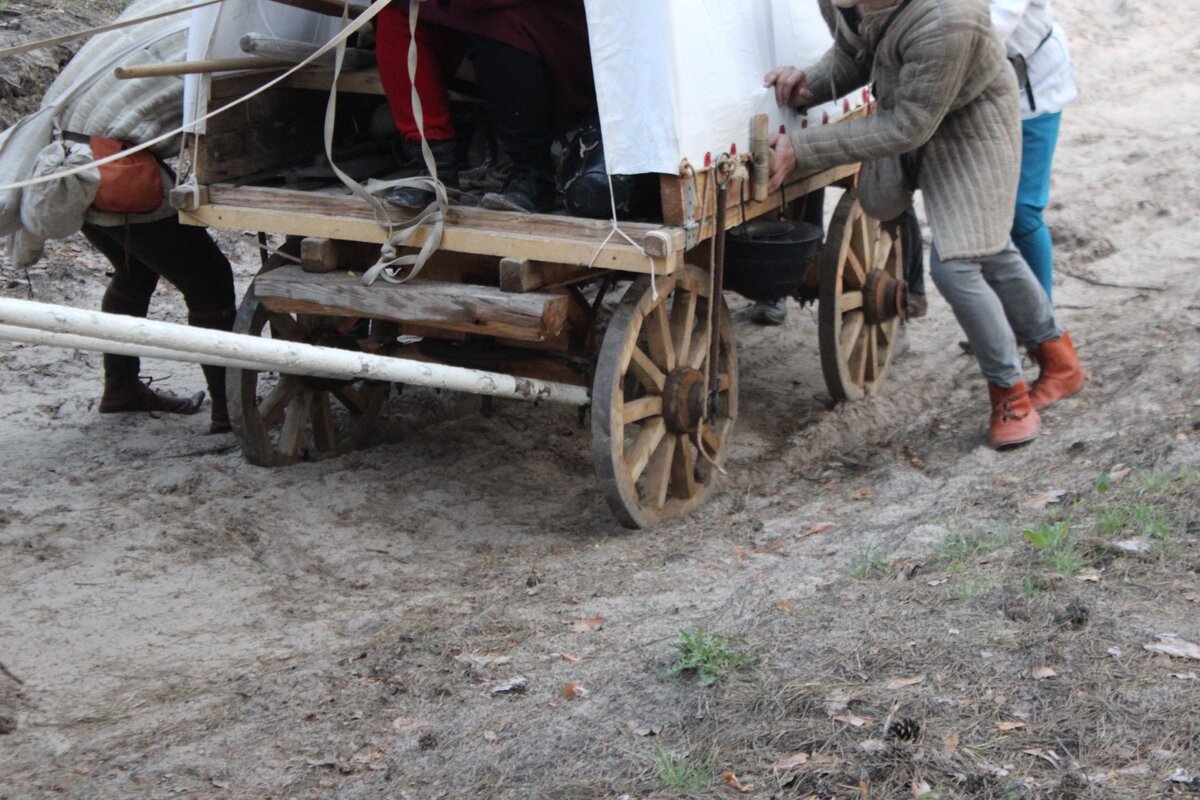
[183,0,340,131]
[181,0,844,173]
[583,0,843,175]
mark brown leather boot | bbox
[987,380,1040,450]
[1029,331,1085,411]
[209,398,231,434]
[99,378,204,416]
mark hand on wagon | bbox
[767,131,796,193]
[763,65,814,108]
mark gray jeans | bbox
[930,240,1062,387]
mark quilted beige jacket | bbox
[793,0,1021,260]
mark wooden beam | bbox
[253,265,569,343]
[266,0,367,19]
[300,237,379,273]
[181,184,683,275]
[498,259,599,293]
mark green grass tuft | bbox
[668,627,755,685]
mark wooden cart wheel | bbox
[227,290,388,467]
[592,266,738,529]
[818,188,906,402]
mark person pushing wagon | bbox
[765,0,1084,449]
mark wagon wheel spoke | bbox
[700,424,722,456]
[844,248,867,288]
[260,376,301,426]
[629,346,666,393]
[311,392,338,453]
[840,290,864,313]
[626,418,668,483]
[669,288,697,366]
[646,303,676,372]
[840,311,865,361]
[641,433,676,509]
[687,328,710,370]
[670,435,697,500]
[332,384,369,416]
[623,395,663,424]
[864,325,879,383]
[278,390,312,458]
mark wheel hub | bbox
[662,367,707,434]
[862,269,908,325]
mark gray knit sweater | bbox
[793,0,1022,260]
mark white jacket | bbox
[990,0,1078,119]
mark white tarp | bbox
[181,0,842,173]
[583,0,841,175]
[183,0,339,132]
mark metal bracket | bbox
[683,178,700,251]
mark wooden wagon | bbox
[167,5,910,529]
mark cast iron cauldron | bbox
[722,219,823,302]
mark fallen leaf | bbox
[627,721,663,737]
[994,720,1027,731]
[570,616,606,633]
[1185,593,1200,604]
[810,752,843,766]
[1171,672,1198,681]
[823,689,851,715]
[1022,748,1061,766]
[886,674,926,690]
[1108,465,1131,483]
[926,577,949,587]
[943,731,959,755]
[851,488,872,500]
[489,676,528,695]
[723,771,752,793]
[391,716,426,733]
[1116,538,1151,553]
[560,683,588,699]
[777,599,795,614]
[797,522,835,538]
[1021,489,1067,509]
[455,652,512,671]
[911,779,933,797]
[1076,568,1103,583]
[558,652,581,663]
[1144,634,1200,660]
[1031,667,1058,680]
[773,751,809,770]
[833,714,873,728]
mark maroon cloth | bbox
[396,0,596,131]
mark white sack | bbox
[20,141,99,241]
[583,0,842,175]
[0,108,57,236]
[2,228,47,270]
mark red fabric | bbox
[381,0,596,133]
[376,5,465,142]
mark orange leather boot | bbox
[988,380,1040,450]
[1029,331,1085,411]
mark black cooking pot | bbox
[722,219,823,302]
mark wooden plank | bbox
[253,265,569,343]
[386,343,588,387]
[301,237,379,273]
[182,185,684,274]
[285,68,384,95]
[498,259,598,293]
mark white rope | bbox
[358,0,447,287]
[0,0,225,61]
[586,171,659,300]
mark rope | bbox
[586,171,659,300]
[358,0,447,286]
[0,0,226,61]
[0,0,391,194]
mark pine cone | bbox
[886,717,921,742]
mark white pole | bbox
[0,325,276,372]
[0,298,591,406]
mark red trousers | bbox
[375,5,464,142]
